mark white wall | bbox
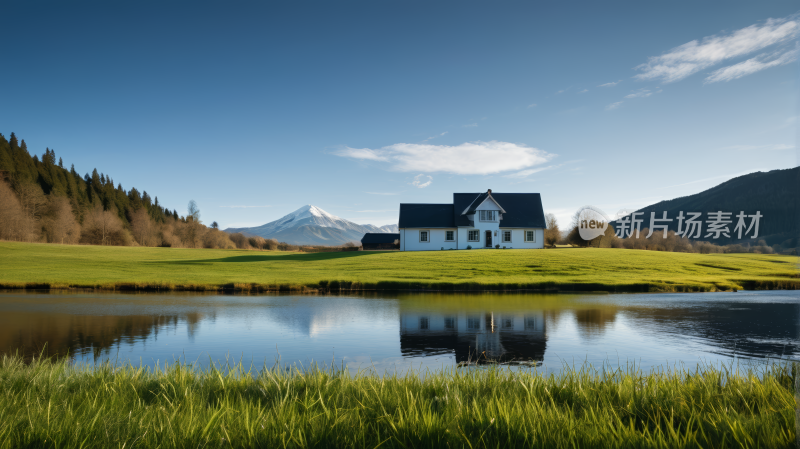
[400,228,458,251]
[496,228,545,249]
[458,199,502,249]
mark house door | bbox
[485,230,492,248]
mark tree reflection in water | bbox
[0,290,797,368]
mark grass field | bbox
[0,355,793,449]
[0,241,797,292]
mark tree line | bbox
[0,132,238,248]
[543,211,797,255]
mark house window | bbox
[501,318,513,329]
[445,231,454,241]
[419,317,429,330]
[502,230,512,242]
[444,317,456,329]
[419,231,429,242]
[525,230,535,242]
[479,210,497,222]
[467,317,481,330]
[467,230,480,242]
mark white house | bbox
[398,190,546,251]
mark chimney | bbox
[487,189,492,194]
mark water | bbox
[0,290,797,374]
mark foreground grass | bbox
[0,355,794,449]
[0,241,797,292]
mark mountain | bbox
[612,167,798,247]
[378,224,399,233]
[224,205,398,246]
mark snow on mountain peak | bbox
[289,205,342,221]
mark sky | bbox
[2,1,797,229]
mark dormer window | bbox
[479,210,498,222]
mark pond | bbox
[0,290,797,374]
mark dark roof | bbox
[454,193,546,228]
[398,204,455,228]
[462,192,506,215]
[361,233,400,244]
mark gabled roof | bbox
[461,191,507,215]
[398,204,455,228]
[454,193,546,228]
[361,233,400,244]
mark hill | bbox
[615,167,798,248]
[0,131,236,249]
[225,205,398,246]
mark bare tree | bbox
[81,205,129,246]
[43,196,80,244]
[186,200,201,248]
[130,208,153,246]
[15,182,47,221]
[0,180,35,241]
[188,200,201,223]
[544,213,560,246]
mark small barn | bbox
[361,233,400,250]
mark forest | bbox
[0,132,254,249]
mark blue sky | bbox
[2,1,797,229]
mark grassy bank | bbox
[0,241,797,292]
[0,355,794,449]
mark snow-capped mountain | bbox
[224,205,398,246]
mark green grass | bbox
[0,355,794,448]
[0,241,797,292]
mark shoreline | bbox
[0,278,797,293]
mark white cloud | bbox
[705,46,798,82]
[624,88,653,99]
[578,89,589,93]
[527,103,537,108]
[556,89,567,94]
[411,174,433,188]
[635,16,798,83]
[365,192,400,195]
[599,80,622,87]
[334,147,388,161]
[422,131,448,142]
[606,101,623,110]
[503,165,559,179]
[463,123,478,128]
[334,141,555,175]
[219,205,272,208]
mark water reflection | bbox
[0,290,796,372]
[400,311,546,365]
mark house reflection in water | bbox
[400,311,547,365]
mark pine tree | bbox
[58,157,63,168]
[43,148,56,166]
